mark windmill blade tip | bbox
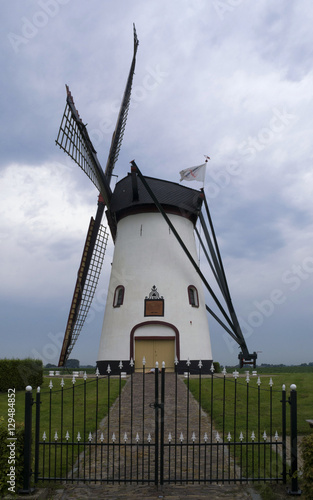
[133,23,139,47]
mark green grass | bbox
[188,372,313,437]
[36,376,126,480]
[38,376,126,440]
[0,376,126,430]
[0,376,126,481]
[186,372,313,481]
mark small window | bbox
[188,285,199,307]
[113,286,125,307]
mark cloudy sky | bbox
[1,0,312,368]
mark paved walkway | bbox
[29,483,263,499]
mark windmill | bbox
[56,26,257,373]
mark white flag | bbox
[179,163,206,182]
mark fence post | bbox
[281,384,287,484]
[160,362,165,485]
[20,386,34,494]
[287,384,301,496]
[34,387,41,483]
[154,362,159,486]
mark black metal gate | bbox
[22,362,300,492]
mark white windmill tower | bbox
[97,167,213,373]
[56,26,257,373]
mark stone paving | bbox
[35,483,263,499]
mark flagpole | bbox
[203,154,210,189]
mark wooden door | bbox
[135,339,175,372]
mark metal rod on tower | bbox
[131,160,236,333]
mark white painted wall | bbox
[97,211,212,363]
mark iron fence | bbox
[22,361,300,493]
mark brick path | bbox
[35,483,263,499]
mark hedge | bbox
[0,417,24,496]
[301,433,313,499]
[0,359,43,392]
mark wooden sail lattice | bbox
[55,88,111,206]
[59,220,109,366]
[104,23,139,182]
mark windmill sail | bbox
[58,198,109,366]
[104,23,139,184]
[55,86,112,206]
[56,24,139,199]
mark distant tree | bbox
[45,363,57,369]
[213,361,221,373]
[65,359,80,369]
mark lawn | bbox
[186,371,313,480]
[188,372,313,437]
[0,376,125,431]
[0,375,126,481]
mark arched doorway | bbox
[130,321,180,372]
